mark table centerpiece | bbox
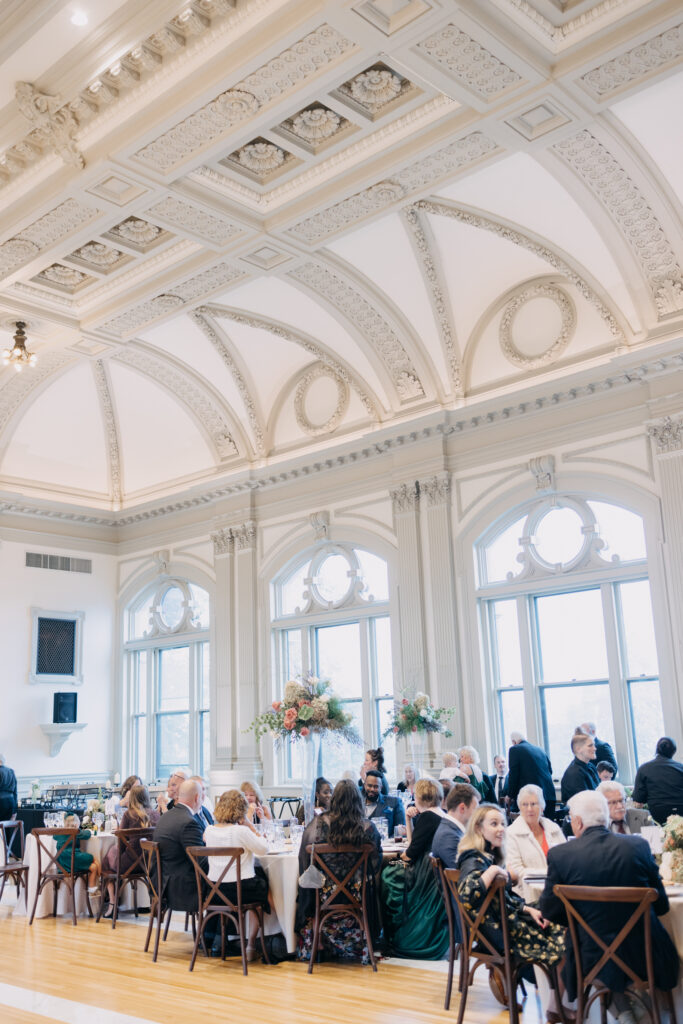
[382,691,456,778]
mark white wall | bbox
[0,538,117,790]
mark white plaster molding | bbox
[390,480,419,513]
[416,23,524,98]
[0,199,100,280]
[287,106,342,143]
[15,82,84,169]
[92,360,123,509]
[420,473,451,507]
[529,454,555,491]
[40,722,87,757]
[648,416,683,455]
[145,196,242,246]
[232,519,257,550]
[211,526,234,556]
[310,510,330,540]
[293,363,350,437]
[578,23,683,99]
[552,131,683,318]
[499,283,576,369]
[487,0,646,54]
[0,350,74,438]
[288,262,425,401]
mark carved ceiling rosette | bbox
[294,364,350,437]
[291,107,341,142]
[499,283,576,369]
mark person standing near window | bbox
[0,754,17,820]
[560,733,599,804]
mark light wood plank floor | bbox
[0,905,546,1024]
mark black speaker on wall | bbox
[53,692,77,724]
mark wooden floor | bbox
[0,903,545,1024]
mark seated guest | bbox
[362,770,405,836]
[115,775,141,814]
[157,770,188,813]
[440,777,453,809]
[632,736,683,824]
[153,779,206,915]
[397,763,416,795]
[489,755,509,806]
[506,784,565,892]
[358,747,389,796]
[190,775,214,829]
[540,790,679,1019]
[296,777,332,824]
[456,804,565,1004]
[560,732,599,804]
[597,780,652,835]
[580,720,618,776]
[101,785,160,917]
[239,780,272,821]
[431,782,479,868]
[204,789,271,959]
[58,814,100,894]
[440,751,462,782]
[296,779,381,964]
[381,778,449,958]
[596,761,616,782]
[457,746,496,803]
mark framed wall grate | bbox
[30,608,84,685]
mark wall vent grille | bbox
[26,552,92,574]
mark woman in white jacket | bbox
[506,784,565,893]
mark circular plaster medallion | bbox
[499,284,576,369]
[294,365,349,436]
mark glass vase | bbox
[408,730,426,779]
[299,730,322,825]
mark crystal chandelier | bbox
[2,322,37,371]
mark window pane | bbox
[377,697,396,783]
[533,507,584,566]
[133,601,151,640]
[588,502,646,562]
[316,623,362,698]
[620,580,658,677]
[134,716,146,778]
[315,554,351,603]
[357,550,389,602]
[499,689,525,749]
[541,683,614,778]
[484,516,524,584]
[628,680,664,764]
[160,586,185,630]
[282,629,302,680]
[279,561,310,616]
[159,647,190,711]
[200,710,210,776]
[374,617,393,695]
[321,701,363,781]
[201,643,210,708]
[490,600,523,687]
[156,713,189,777]
[190,584,210,629]
[536,590,608,681]
[136,652,147,715]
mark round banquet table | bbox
[258,847,300,953]
[13,832,149,919]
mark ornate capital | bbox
[232,519,257,551]
[648,417,683,455]
[529,455,556,491]
[211,528,234,556]
[390,481,419,514]
[419,474,451,507]
[152,549,170,574]
[310,510,330,540]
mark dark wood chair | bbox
[139,838,197,961]
[553,884,677,1024]
[96,827,154,928]
[29,827,93,926]
[186,846,270,975]
[305,842,377,973]
[443,868,565,1024]
[430,856,462,1009]
[0,819,29,903]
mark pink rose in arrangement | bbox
[393,726,399,734]
[272,701,282,712]
[411,725,418,732]
[300,726,310,736]
[401,699,409,706]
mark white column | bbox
[390,481,428,694]
[209,527,237,796]
[231,520,263,781]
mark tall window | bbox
[125,579,210,780]
[271,543,395,782]
[477,496,664,781]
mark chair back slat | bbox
[305,843,374,912]
[140,838,162,903]
[113,827,155,880]
[443,867,506,961]
[32,827,78,879]
[0,819,25,864]
[186,846,244,916]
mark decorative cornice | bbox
[416,23,524,98]
[414,199,625,342]
[579,22,683,99]
[0,199,100,281]
[288,262,424,402]
[419,473,451,508]
[146,196,242,246]
[647,416,683,455]
[402,206,461,394]
[499,283,576,369]
[294,363,349,437]
[488,0,640,53]
[92,360,122,509]
[390,481,419,514]
[552,131,683,318]
[15,82,84,169]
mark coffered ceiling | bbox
[0,0,681,513]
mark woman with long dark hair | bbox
[101,785,159,918]
[296,779,381,964]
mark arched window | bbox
[271,543,394,782]
[125,578,210,780]
[476,495,663,781]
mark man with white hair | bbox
[540,791,678,1022]
[152,779,207,914]
[157,768,189,813]
[597,780,651,835]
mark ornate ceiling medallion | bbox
[335,63,416,119]
[294,364,350,436]
[499,283,576,369]
[292,107,341,141]
[34,262,94,292]
[221,137,297,183]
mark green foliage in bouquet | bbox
[383,691,456,739]
[247,675,363,746]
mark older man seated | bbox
[157,769,189,813]
[153,779,207,916]
[540,790,679,1024]
[597,780,652,835]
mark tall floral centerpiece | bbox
[662,815,683,882]
[383,691,456,778]
[248,676,362,823]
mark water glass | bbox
[376,818,389,842]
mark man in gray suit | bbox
[597,781,652,834]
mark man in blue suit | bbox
[362,770,405,836]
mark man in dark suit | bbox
[507,732,556,818]
[488,755,509,807]
[190,775,214,831]
[560,732,599,804]
[632,736,683,824]
[580,720,618,776]
[540,790,679,1014]
[362,770,405,836]
[153,779,206,913]
[0,753,17,821]
[431,783,479,868]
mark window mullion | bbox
[359,618,372,743]
[601,582,634,781]
[517,595,538,745]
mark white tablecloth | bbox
[258,849,300,954]
[13,833,149,919]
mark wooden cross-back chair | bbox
[97,827,155,928]
[305,842,377,973]
[552,884,677,1024]
[186,846,270,975]
[29,827,93,926]
[0,819,28,903]
[430,856,462,1009]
